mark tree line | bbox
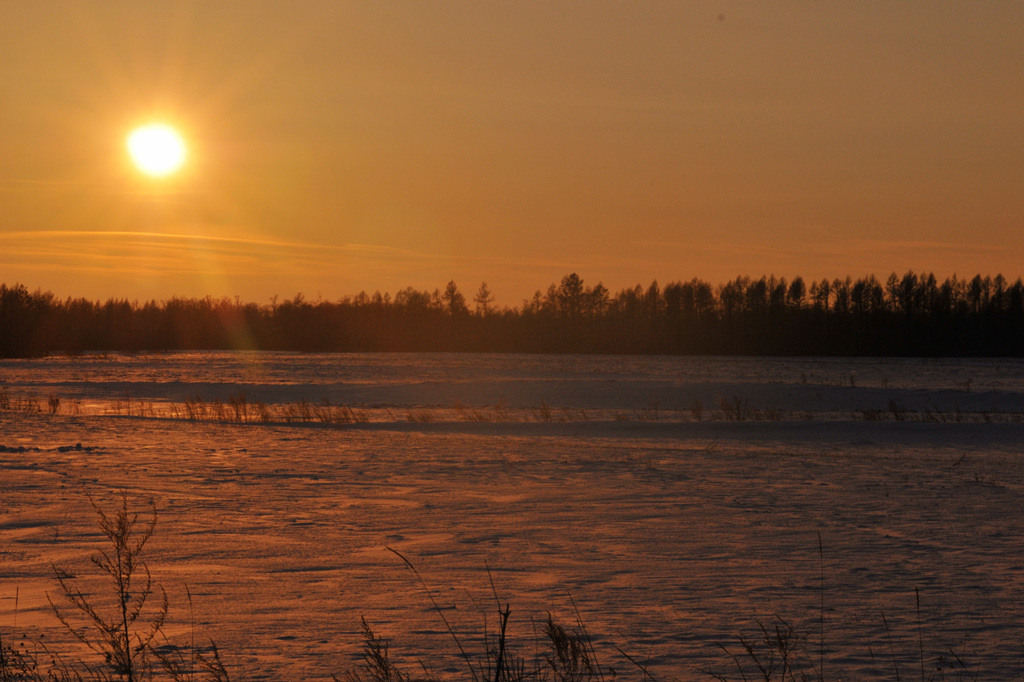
[2,271,1023,357]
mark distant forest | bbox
[2,272,1024,357]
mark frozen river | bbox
[2,353,1024,679]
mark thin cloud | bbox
[637,237,1007,258]
[0,229,432,257]
[0,230,457,284]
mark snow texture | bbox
[2,353,1024,679]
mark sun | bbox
[126,124,187,177]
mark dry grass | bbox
[341,549,656,682]
[3,387,1024,427]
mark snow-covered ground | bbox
[2,353,1024,679]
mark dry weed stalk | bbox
[49,493,168,682]
[7,494,231,682]
[365,549,656,682]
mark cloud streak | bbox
[0,230,581,301]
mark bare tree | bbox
[473,282,495,316]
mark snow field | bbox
[2,409,1024,679]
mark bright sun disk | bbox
[127,124,186,177]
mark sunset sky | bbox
[2,2,1022,305]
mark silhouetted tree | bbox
[586,283,610,317]
[442,281,468,316]
[787,277,806,309]
[3,271,1024,357]
[556,273,585,319]
[474,282,495,316]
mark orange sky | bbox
[2,2,1022,305]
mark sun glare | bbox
[126,124,187,177]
